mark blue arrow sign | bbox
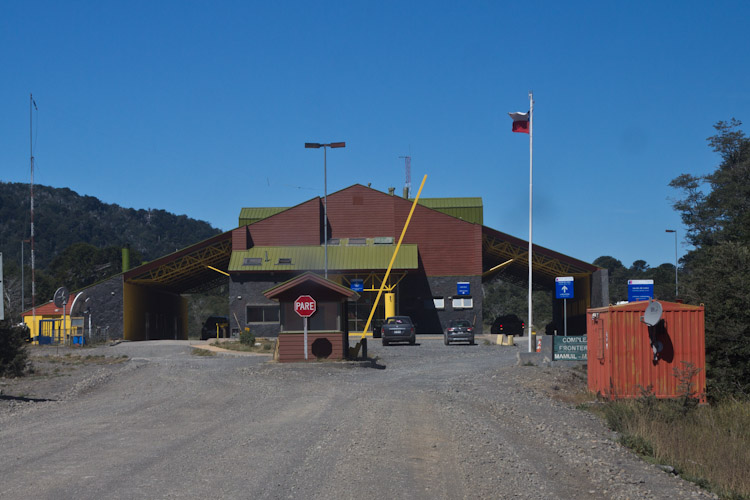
[555,276,574,299]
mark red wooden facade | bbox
[232,198,321,251]
[233,184,482,277]
[277,332,346,362]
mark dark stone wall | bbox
[70,275,125,342]
[229,271,482,337]
[399,274,482,334]
[229,273,286,337]
[591,269,609,308]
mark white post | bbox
[323,146,328,279]
[527,91,534,353]
[303,317,309,361]
[563,298,567,337]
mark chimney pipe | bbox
[388,187,395,196]
[122,246,130,272]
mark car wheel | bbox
[444,335,449,345]
[409,336,416,345]
[470,337,475,345]
[383,339,389,346]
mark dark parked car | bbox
[201,316,229,340]
[490,314,525,336]
[444,319,475,345]
[372,319,384,339]
[381,316,416,346]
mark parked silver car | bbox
[381,316,416,346]
[444,319,475,345]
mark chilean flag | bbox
[508,111,530,134]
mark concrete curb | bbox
[192,343,273,357]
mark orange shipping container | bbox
[587,301,705,402]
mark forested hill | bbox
[0,181,222,270]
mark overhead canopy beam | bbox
[124,233,232,293]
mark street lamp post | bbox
[665,229,678,297]
[304,141,346,278]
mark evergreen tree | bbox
[670,119,750,399]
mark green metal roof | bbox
[229,244,419,272]
[415,197,483,225]
[238,207,289,226]
[417,197,483,209]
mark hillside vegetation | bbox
[0,181,222,319]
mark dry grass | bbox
[210,339,275,353]
[191,348,216,356]
[604,398,750,499]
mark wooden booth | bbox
[263,272,359,362]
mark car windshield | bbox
[451,320,471,327]
[386,317,410,325]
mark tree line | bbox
[0,181,221,319]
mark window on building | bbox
[243,257,262,266]
[452,297,473,309]
[246,305,280,323]
[277,258,292,265]
[433,297,445,310]
[348,238,366,246]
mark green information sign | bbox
[553,335,587,361]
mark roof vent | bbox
[348,238,366,246]
[243,257,262,266]
[277,258,292,265]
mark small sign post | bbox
[555,277,574,336]
[350,279,364,292]
[294,295,317,360]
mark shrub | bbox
[0,321,30,377]
[240,328,255,346]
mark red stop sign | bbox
[294,295,317,318]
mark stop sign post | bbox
[294,295,317,360]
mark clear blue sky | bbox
[2,1,748,270]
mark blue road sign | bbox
[555,277,574,299]
[628,279,654,302]
[350,279,364,292]
[457,282,471,296]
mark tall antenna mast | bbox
[30,94,37,328]
[399,155,411,198]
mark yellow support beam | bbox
[362,175,427,337]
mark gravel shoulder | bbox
[0,338,715,499]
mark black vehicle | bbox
[201,316,229,340]
[444,319,475,345]
[372,319,384,339]
[490,314,525,336]
[381,316,416,346]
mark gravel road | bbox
[0,338,715,499]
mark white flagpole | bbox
[528,91,534,353]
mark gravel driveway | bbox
[0,338,714,499]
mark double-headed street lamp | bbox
[665,229,678,297]
[304,141,346,278]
